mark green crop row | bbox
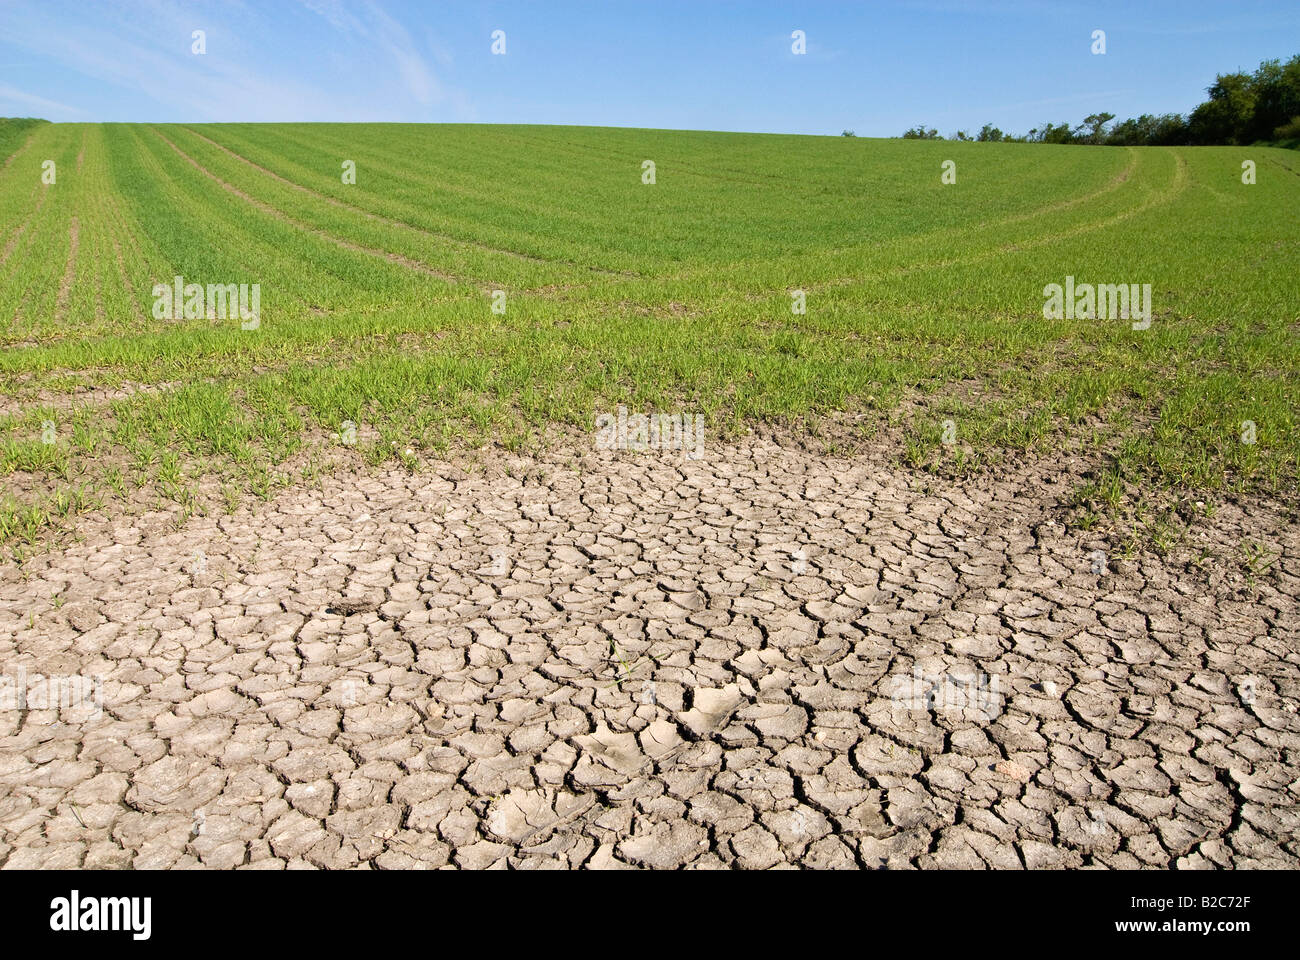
[0,121,1294,551]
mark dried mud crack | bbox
[0,437,1296,870]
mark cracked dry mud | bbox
[1,438,1297,870]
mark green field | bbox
[1,119,1297,550]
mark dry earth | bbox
[1,437,1297,869]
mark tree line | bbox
[880,53,1300,145]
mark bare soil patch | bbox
[1,437,1295,869]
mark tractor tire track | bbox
[148,128,473,289]
[0,130,38,174]
[0,184,49,270]
[177,126,631,280]
[805,150,1189,295]
[55,216,80,323]
[662,149,1144,286]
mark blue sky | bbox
[1,0,1297,136]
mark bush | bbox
[1273,115,1300,139]
[897,52,1297,147]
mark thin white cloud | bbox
[0,0,468,121]
[363,0,441,105]
[0,83,80,117]
[297,0,370,37]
